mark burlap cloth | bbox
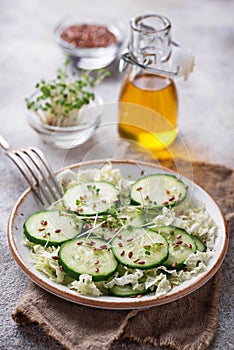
[12,150,234,350]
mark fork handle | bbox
[0,135,10,150]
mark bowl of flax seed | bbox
[54,16,125,69]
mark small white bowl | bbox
[26,92,103,149]
[54,16,125,69]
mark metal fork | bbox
[0,135,63,207]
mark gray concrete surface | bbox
[0,0,233,349]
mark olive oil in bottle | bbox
[119,72,178,151]
[118,14,179,152]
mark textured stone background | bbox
[0,0,233,349]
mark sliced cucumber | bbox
[59,238,118,282]
[110,284,147,297]
[63,181,118,215]
[131,174,187,209]
[111,227,168,270]
[84,225,116,242]
[151,226,196,269]
[192,235,206,252]
[118,206,145,227]
[24,210,82,246]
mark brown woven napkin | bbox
[12,158,234,350]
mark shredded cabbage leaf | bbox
[153,204,217,249]
[145,273,172,297]
[29,244,65,283]
[105,269,145,291]
[69,275,102,297]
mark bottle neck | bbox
[129,14,172,65]
[120,14,178,80]
[119,14,194,81]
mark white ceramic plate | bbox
[8,160,228,309]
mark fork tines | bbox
[7,147,63,207]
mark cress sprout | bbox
[25,57,109,127]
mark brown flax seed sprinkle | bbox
[60,24,117,48]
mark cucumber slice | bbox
[151,226,196,269]
[131,174,187,208]
[84,225,115,242]
[110,284,147,297]
[192,235,206,252]
[59,238,118,282]
[63,181,118,215]
[111,227,168,269]
[24,210,82,247]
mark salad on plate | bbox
[23,162,217,299]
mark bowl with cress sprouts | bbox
[25,58,107,149]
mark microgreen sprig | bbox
[25,57,109,127]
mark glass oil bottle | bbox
[118,14,194,152]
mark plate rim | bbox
[7,158,229,309]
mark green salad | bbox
[24,163,217,298]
